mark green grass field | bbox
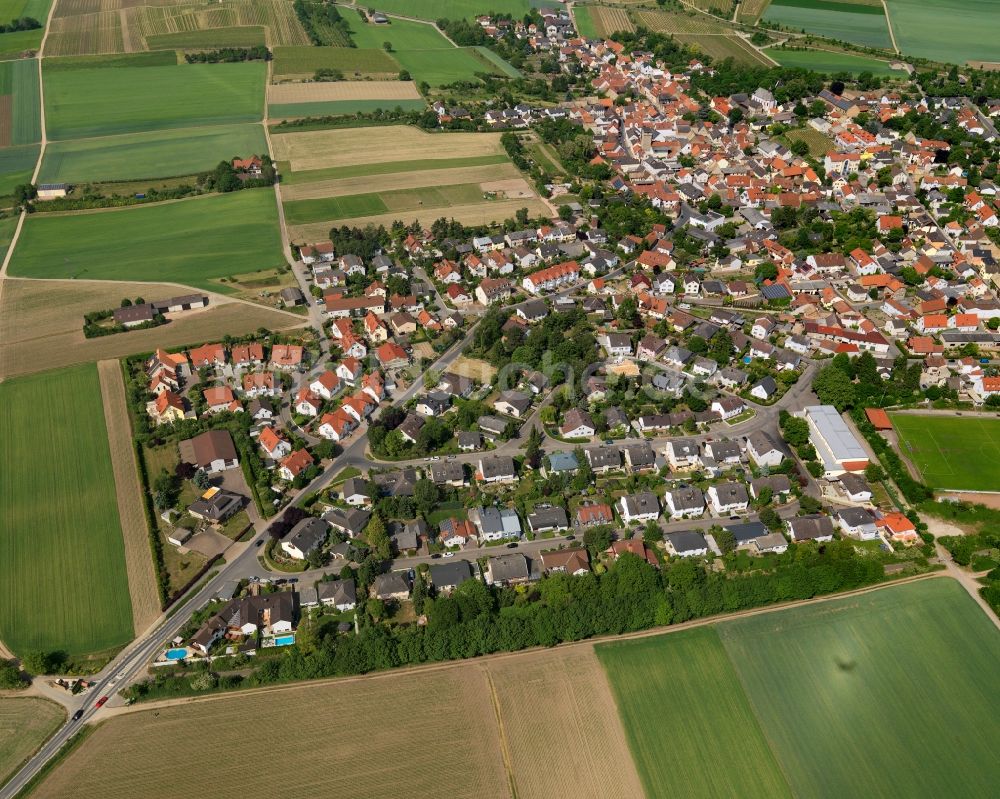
[41,51,178,72]
[471,46,522,77]
[885,0,1000,63]
[0,28,43,59]
[346,16,500,85]
[268,98,426,119]
[0,697,64,786]
[0,364,134,657]
[599,580,1000,799]
[272,46,401,76]
[8,190,284,291]
[573,5,598,38]
[596,628,792,798]
[0,215,17,261]
[43,62,265,140]
[369,0,537,21]
[0,143,38,196]
[280,153,510,185]
[38,123,267,184]
[284,181,486,224]
[889,413,1000,491]
[766,46,907,75]
[146,26,268,50]
[0,59,41,145]
[764,0,893,49]
[718,579,1000,798]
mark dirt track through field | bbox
[281,162,522,201]
[271,125,504,171]
[97,359,161,635]
[288,197,551,240]
[267,80,420,103]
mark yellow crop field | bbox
[0,279,305,379]
[267,80,421,104]
[32,667,511,799]
[486,647,644,799]
[281,162,522,201]
[97,359,161,635]
[270,125,505,172]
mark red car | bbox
[94,696,109,708]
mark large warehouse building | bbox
[800,405,869,477]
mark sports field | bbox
[599,579,1000,799]
[0,697,64,786]
[7,190,285,292]
[43,62,265,139]
[0,364,135,657]
[272,45,401,78]
[39,123,267,183]
[884,0,1000,63]
[597,628,792,798]
[890,413,1000,491]
[766,46,907,75]
[763,0,893,49]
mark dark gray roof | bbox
[664,530,708,552]
[428,560,474,589]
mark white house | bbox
[618,492,660,524]
[707,482,750,515]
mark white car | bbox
[443,551,455,558]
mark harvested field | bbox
[281,162,522,201]
[272,45,401,78]
[33,666,510,799]
[267,80,420,104]
[0,279,305,379]
[288,197,551,241]
[97,359,162,635]
[280,153,510,184]
[675,33,775,66]
[590,6,635,36]
[0,697,64,787]
[487,646,643,799]
[271,125,504,172]
[446,355,497,382]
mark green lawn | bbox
[272,46,401,77]
[718,579,1000,798]
[393,47,499,87]
[889,413,1000,491]
[0,59,41,145]
[596,628,792,798]
[43,62,265,140]
[764,0,893,49]
[8,190,284,292]
[269,98,426,119]
[885,0,1000,63]
[766,46,907,75]
[0,364,134,657]
[284,182,486,224]
[280,153,509,184]
[39,123,267,184]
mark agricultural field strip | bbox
[279,153,511,185]
[97,359,162,635]
[270,45,400,78]
[0,60,42,146]
[288,197,552,241]
[765,46,905,75]
[281,162,522,201]
[883,0,1000,64]
[31,665,511,799]
[270,126,504,172]
[717,580,1000,798]
[267,99,427,119]
[283,181,490,225]
[674,33,775,67]
[267,80,420,104]
[762,0,893,50]
[0,364,135,656]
